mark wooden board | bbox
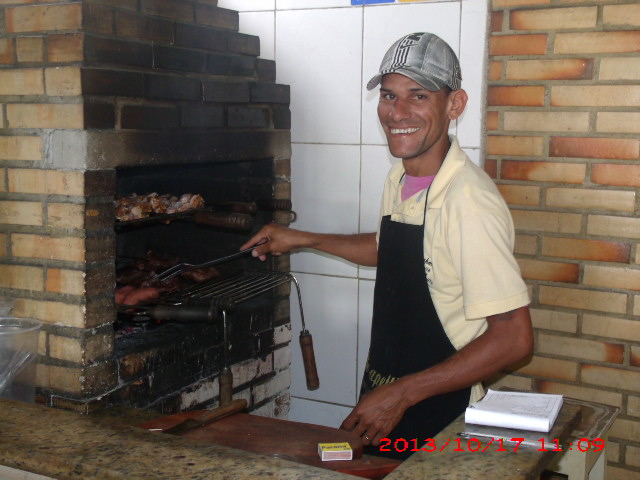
[139,411,401,479]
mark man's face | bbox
[377,73,455,167]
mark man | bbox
[240,32,533,460]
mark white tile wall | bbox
[276,8,363,145]
[358,145,398,235]
[290,143,360,277]
[237,12,275,60]
[217,0,275,12]
[459,0,490,149]
[289,273,359,405]
[357,279,375,385]
[276,0,353,9]
[218,0,489,426]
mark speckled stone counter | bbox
[0,399,580,480]
[390,401,581,480]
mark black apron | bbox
[360,196,471,460]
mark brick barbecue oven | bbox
[0,0,294,416]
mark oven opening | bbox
[111,158,295,412]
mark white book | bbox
[464,389,563,433]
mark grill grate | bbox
[116,269,294,322]
[163,269,293,309]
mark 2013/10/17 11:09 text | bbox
[378,437,606,453]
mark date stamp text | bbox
[378,437,606,453]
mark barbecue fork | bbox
[153,238,268,282]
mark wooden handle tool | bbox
[299,330,319,390]
[290,275,320,390]
[163,398,248,435]
[219,367,233,407]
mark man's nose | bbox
[389,99,411,121]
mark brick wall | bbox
[0,0,293,415]
[486,0,640,477]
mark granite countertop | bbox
[0,399,581,480]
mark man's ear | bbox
[447,89,468,121]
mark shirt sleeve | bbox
[448,190,530,320]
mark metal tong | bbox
[153,238,268,282]
[290,275,319,390]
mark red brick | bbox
[604,3,640,28]
[592,164,640,188]
[490,34,548,56]
[486,111,499,131]
[540,285,627,314]
[504,111,589,132]
[597,112,640,135]
[115,11,174,44]
[537,333,624,364]
[491,11,504,32]
[16,36,44,63]
[529,309,577,334]
[494,0,550,6]
[195,5,239,31]
[0,38,13,64]
[599,58,640,82]
[511,7,597,31]
[141,0,194,23]
[516,355,577,381]
[496,184,540,206]
[487,135,544,156]
[487,86,545,106]
[584,264,640,291]
[48,34,84,62]
[542,237,631,263]
[537,381,622,407]
[489,61,503,81]
[518,258,579,283]
[506,58,594,80]
[484,159,498,179]
[582,364,640,392]
[501,160,586,183]
[83,3,114,35]
[550,137,639,160]
[588,215,640,240]
[555,31,640,54]
[6,4,83,33]
[547,187,634,213]
[552,85,640,107]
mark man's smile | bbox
[390,127,421,135]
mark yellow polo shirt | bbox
[377,137,530,401]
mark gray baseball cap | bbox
[367,32,462,92]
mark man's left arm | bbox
[340,305,533,445]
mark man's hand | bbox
[340,380,412,446]
[240,227,379,266]
[240,224,303,261]
[340,307,533,447]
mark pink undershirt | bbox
[401,174,436,202]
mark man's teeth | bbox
[390,127,419,134]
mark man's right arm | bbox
[240,224,378,267]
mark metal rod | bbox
[172,270,291,305]
[289,274,306,331]
[219,309,233,406]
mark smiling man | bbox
[241,32,533,460]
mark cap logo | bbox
[387,33,422,73]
